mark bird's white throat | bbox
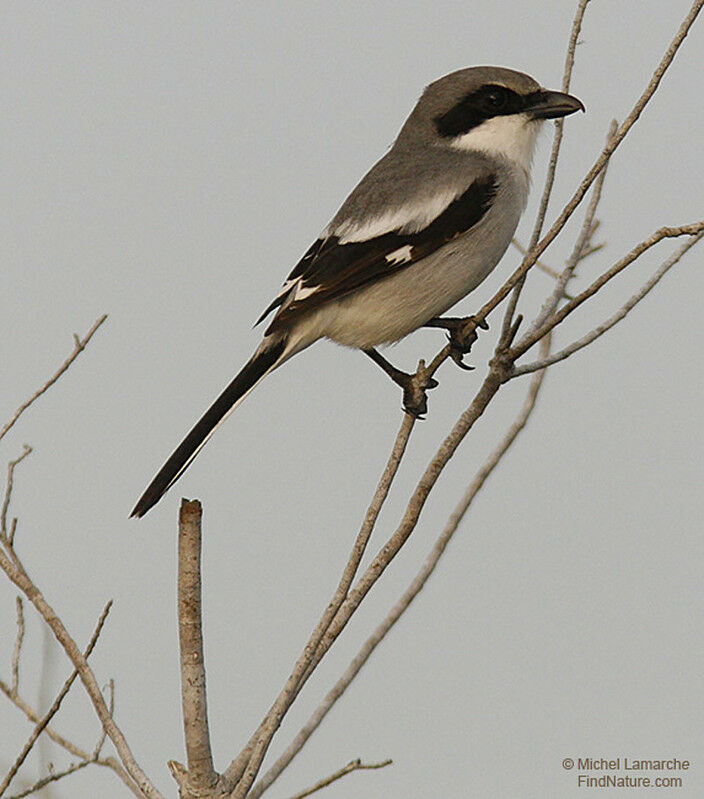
[449,114,541,176]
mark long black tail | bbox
[131,336,287,518]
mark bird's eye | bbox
[482,87,508,111]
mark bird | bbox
[131,65,584,518]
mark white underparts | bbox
[450,114,542,176]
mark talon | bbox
[426,315,487,367]
[449,348,475,370]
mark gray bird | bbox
[132,65,583,517]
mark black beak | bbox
[528,90,585,120]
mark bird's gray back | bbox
[328,144,496,232]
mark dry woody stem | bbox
[175,499,218,796]
[0,315,107,445]
[0,602,113,797]
[285,758,392,799]
[500,0,590,342]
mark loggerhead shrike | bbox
[132,66,583,518]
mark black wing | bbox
[259,175,497,334]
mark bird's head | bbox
[397,66,584,175]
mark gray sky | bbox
[2,2,702,797]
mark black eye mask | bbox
[435,85,542,138]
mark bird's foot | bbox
[363,348,438,418]
[399,359,439,418]
[425,315,489,369]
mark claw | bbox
[426,315,488,369]
[449,347,475,370]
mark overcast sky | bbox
[2,2,703,798]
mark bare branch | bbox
[513,232,704,376]
[221,415,414,795]
[0,550,163,799]
[317,368,505,640]
[0,679,90,762]
[476,0,702,334]
[6,760,91,799]
[0,601,112,797]
[511,239,566,283]
[241,333,565,798]
[1,447,32,545]
[230,371,509,796]
[0,315,107,445]
[251,338,552,798]
[92,679,115,760]
[229,386,505,799]
[510,222,704,361]
[579,240,606,260]
[0,672,142,797]
[175,499,218,796]
[530,0,591,247]
[10,598,25,696]
[285,759,392,799]
[525,119,617,341]
[500,0,591,343]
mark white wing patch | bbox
[272,244,326,301]
[385,244,414,265]
[333,191,458,244]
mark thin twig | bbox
[513,232,704,376]
[92,679,115,760]
[231,379,506,799]
[0,602,113,797]
[11,598,25,695]
[500,0,591,343]
[0,677,142,798]
[523,119,617,343]
[251,336,552,798]
[0,679,92,762]
[531,0,591,248]
[257,369,508,772]
[510,222,704,361]
[285,759,392,799]
[246,332,558,797]
[221,415,414,795]
[6,760,91,799]
[579,239,606,260]
[1,447,32,544]
[511,239,566,283]
[476,0,702,337]
[0,316,107,445]
[0,550,162,799]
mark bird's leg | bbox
[363,349,438,418]
[424,315,489,369]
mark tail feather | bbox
[131,336,287,518]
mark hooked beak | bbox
[527,90,585,120]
